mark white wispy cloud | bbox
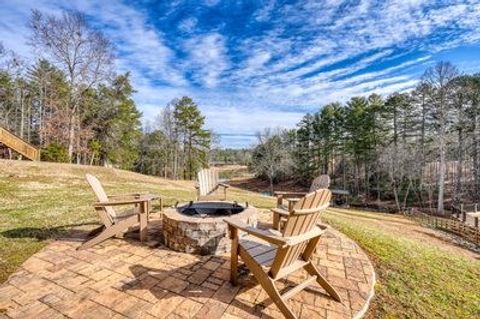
[1,0,480,147]
[183,33,229,88]
[178,17,198,33]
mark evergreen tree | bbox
[91,73,142,169]
[293,113,316,183]
[137,130,171,177]
[173,96,211,180]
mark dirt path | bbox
[326,207,480,260]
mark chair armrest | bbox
[224,218,288,247]
[271,208,290,217]
[293,203,330,214]
[93,198,151,207]
[273,191,307,198]
[108,194,160,201]
[284,198,301,208]
[108,193,142,199]
[218,183,230,188]
[285,226,326,246]
[316,223,329,230]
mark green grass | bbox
[2,160,480,318]
[0,160,274,283]
[323,209,480,319]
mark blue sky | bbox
[1,0,480,148]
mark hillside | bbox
[323,208,480,318]
[0,160,274,282]
[1,160,480,318]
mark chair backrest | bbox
[309,175,330,192]
[85,174,115,224]
[197,168,219,196]
[270,189,331,278]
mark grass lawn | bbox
[0,160,274,283]
[1,160,479,318]
[323,208,480,319]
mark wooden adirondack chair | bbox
[274,174,330,211]
[225,189,341,319]
[78,174,156,250]
[196,168,229,200]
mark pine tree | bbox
[92,73,142,169]
[173,96,211,180]
[293,113,315,183]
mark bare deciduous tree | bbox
[379,143,421,213]
[422,61,458,215]
[29,10,113,162]
[252,129,292,194]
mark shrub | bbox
[41,142,69,163]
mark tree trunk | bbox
[68,112,75,161]
[402,179,413,212]
[392,178,401,213]
[376,161,381,203]
[20,88,24,139]
[455,127,464,204]
[269,176,274,195]
[437,128,446,215]
[473,112,480,202]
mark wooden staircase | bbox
[0,127,40,161]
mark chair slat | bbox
[80,174,151,250]
[271,189,332,274]
[86,174,116,222]
[197,168,221,197]
[229,188,341,318]
[246,243,276,257]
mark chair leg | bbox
[273,212,280,230]
[276,195,283,208]
[139,202,148,242]
[262,276,297,319]
[230,230,239,285]
[237,247,296,318]
[304,262,342,302]
[242,251,297,319]
[77,216,138,250]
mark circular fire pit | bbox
[162,201,257,255]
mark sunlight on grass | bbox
[2,160,479,319]
[322,210,480,319]
[0,160,275,282]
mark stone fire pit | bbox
[162,201,257,255]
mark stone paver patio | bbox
[0,211,375,319]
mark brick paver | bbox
[0,211,375,319]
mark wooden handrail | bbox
[0,127,40,161]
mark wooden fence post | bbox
[474,204,479,229]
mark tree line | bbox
[252,62,480,215]
[137,97,211,180]
[0,9,211,179]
